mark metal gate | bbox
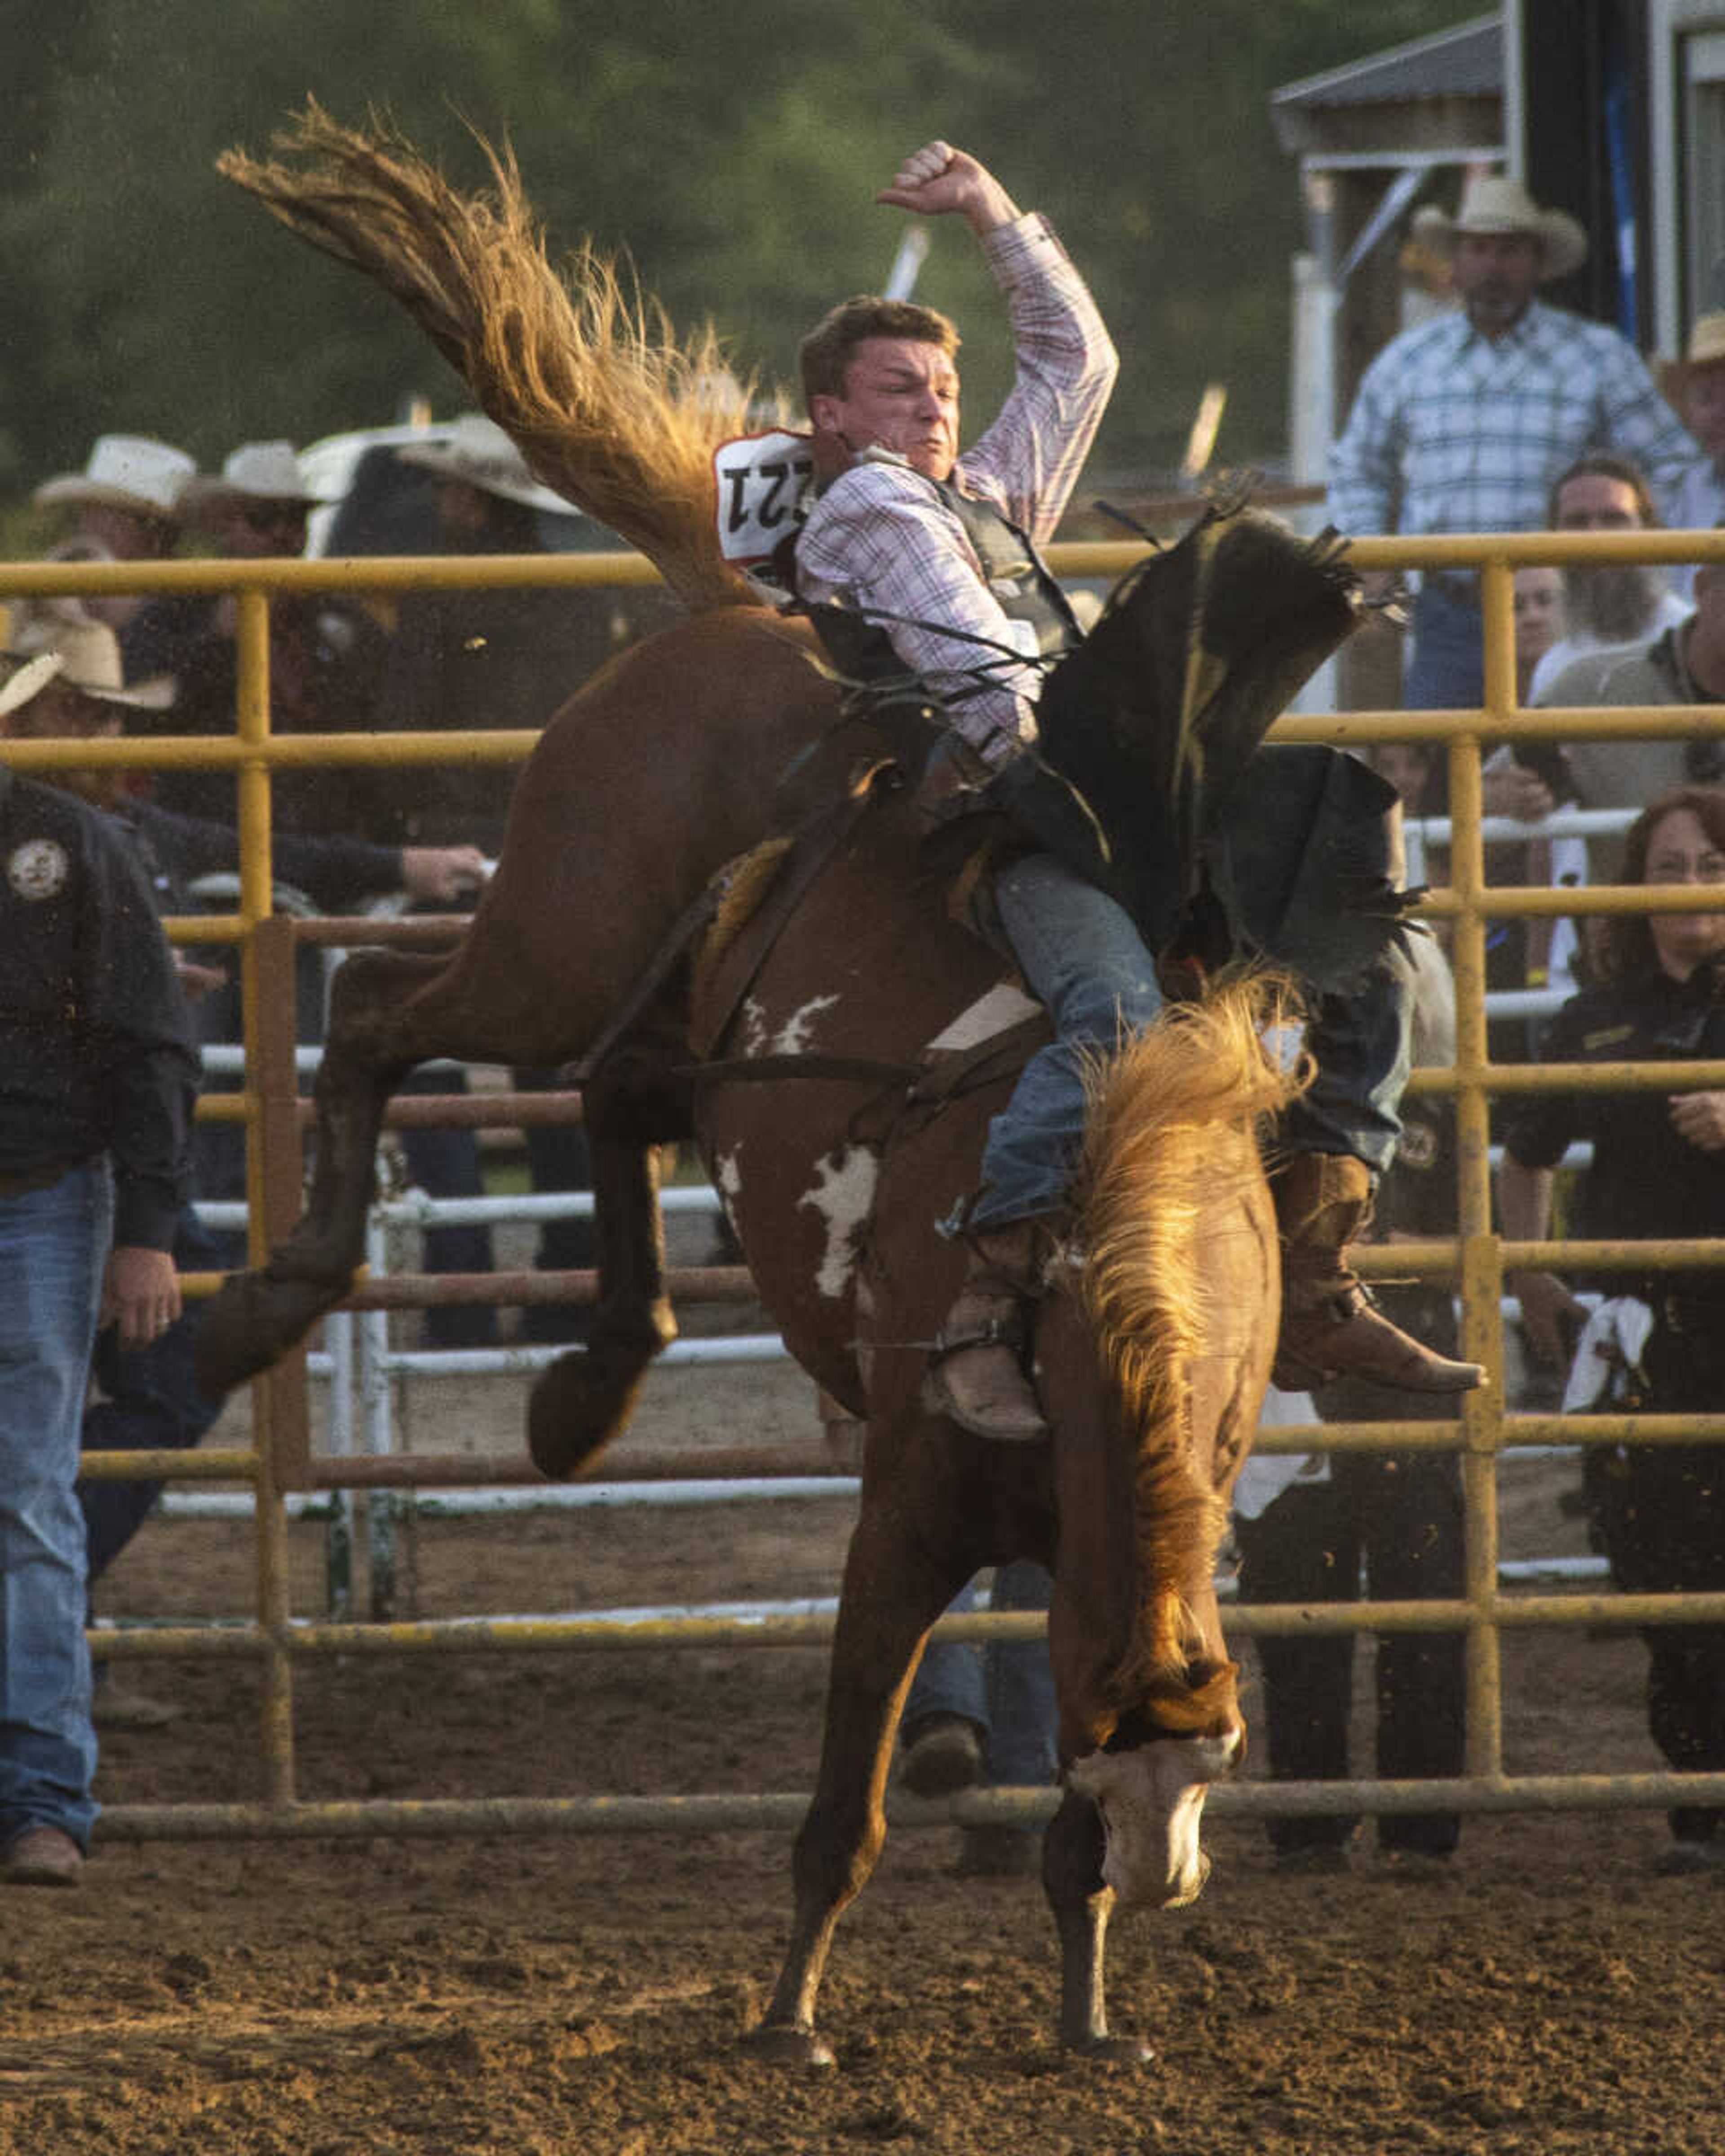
[3,531,1722,1842]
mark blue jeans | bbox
[80,1203,228,1585]
[974,852,1413,1215]
[972,854,1166,1229]
[904,1560,1057,1789]
[1406,582,1482,712]
[0,1161,111,1851]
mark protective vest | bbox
[933,478,1083,660]
[793,465,1081,690]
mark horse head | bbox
[1066,1712,1242,1910]
[1045,974,1307,1909]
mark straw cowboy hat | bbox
[0,609,175,722]
[181,439,336,514]
[1411,174,1588,282]
[394,413,576,517]
[1660,312,1725,402]
[32,434,197,519]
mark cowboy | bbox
[380,415,681,1345]
[123,440,386,833]
[1328,174,1700,711]
[1,605,484,1726]
[795,141,1482,1442]
[31,434,197,635]
[1662,313,1725,599]
[0,630,198,1886]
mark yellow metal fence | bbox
[4,532,1724,1841]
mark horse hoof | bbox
[528,1336,663,1478]
[1066,2033,1155,2066]
[743,2023,836,2069]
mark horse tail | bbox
[1075,972,1308,1723]
[218,104,765,612]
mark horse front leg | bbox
[528,1076,680,1478]
[750,1493,972,2069]
[195,946,450,1396]
[1042,1786,1152,2063]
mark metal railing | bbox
[5,530,1725,1840]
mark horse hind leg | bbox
[194,945,455,1397]
[527,1077,680,1478]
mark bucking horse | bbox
[195,109,1373,2063]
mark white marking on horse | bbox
[797,1145,879,1299]
[1068,1730,1240,1909]
[714,1148,745,1234]
[772,994,839,1056]
[739,998,771,1060]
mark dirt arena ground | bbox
[5,1328,1724,2154]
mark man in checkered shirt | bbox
[795,141,1482,1443]
[1328,175,1701,712]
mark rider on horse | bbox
[792,140,1484,1441]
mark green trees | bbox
[0,0,1479,498]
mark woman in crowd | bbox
[1499,784,1725,1873]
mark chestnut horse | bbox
[192,110,1311,2059]
[693,783,1297,2060]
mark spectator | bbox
[120,444,399,1257]
[1498,785,1725,1873]
[379,415,679,1347]
[1328,175,1699,712]
[2,605,485,1720]
[123,440,388,834]
[31,434,196,635]
[1486,462,1688,1012]
[0,633,198,1887]
[378,412,680,851]
[896,1562,1055,1878]
[1526,456,1692,700]
[1234,934,1467,1872]
[1513,564,1566,704]
[1661,314,1725,598]
[1500,563,1586,1038]
[1533,543,1725,883]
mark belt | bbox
[0,1160,79,1201]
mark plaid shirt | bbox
[796,213,1116,764]
[1327,299,1704,544]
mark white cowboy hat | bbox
[0,610,175,721]
[1411,175,1588,283]
[181,439,335,514]
[32,434,197,518]
[394,414,578,517]
[1660,312,1725,401]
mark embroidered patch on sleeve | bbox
[7,838,70,901]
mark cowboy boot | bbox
[1271,1153,1484,1395]
[922,1220,1051,1442]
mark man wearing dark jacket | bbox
[0,642,198,1888]
[1,611,482,1729]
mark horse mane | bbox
[217,104,772,612]
[1075,972,1308,1729]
